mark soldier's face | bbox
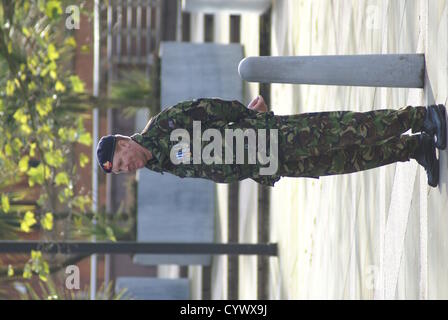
[111,139,147,174]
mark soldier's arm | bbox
[180,98,260,124]
[152,98,264,132]
[159,98,258,127]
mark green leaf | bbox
[41,212,53,231]
[6,80,15,96]
[42,138,54,150]
[74,216,83,229]
[36,98,52,117]
[22,27,30,37]
[27,164,50,187]
[80,44,90,53]
[45,0,63,19]
[79,153,89,168]
[5,144,12,156]
[44,150,65,168]
[69,75,85,93]
[43,261,50,274]
[13,138,23,150]
[55,81,65,92]
[29,143,36,157]
[39,274,48,282]
[1,194,10,213]
[47,43,59,60]
[23,263,32,279]
[64,36,77,48]
[64,187,73,198]
[27,166,43,187]
[13,109,28,124]
[31,250,42,260]
[58,192,65,204]
[39,261,50,282]
[20,124,32,136]
[58,127,76,143]
[55,172,69,186]
[19,156,30,173]
[73,195,91,212]
[7,265,14,277]
[106,227,116,242]
[21,211,37,233]
[78,132,92,146]
[28,81,36,91]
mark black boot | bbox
[422,104,447,150]
[413,132,439,187]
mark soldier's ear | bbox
[117,139,127,149]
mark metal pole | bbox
[182,0,271,15]
[0,241,278,256]
[91,0,101,301]
[176,0,183,42]
[238,54,425,88]
[104,0,114,292]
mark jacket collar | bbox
[130,132,166,174]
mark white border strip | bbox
[419,0,429,300]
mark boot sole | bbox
[417,133,439,187]
[428,137,440,187]
[428,157,439,187]
[434,104,447,149]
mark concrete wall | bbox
[133,169,215,266]
[159,41,244,108]
[115,277,190,299]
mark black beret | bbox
[96,135,116,173]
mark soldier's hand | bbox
[247,95,268,112]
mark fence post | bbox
[238,54,425,88]
[182,0,271,14]
[0,241,278,256]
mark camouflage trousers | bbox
[276,105,427,178]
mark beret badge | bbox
[103,161,112,171]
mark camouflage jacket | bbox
[130,98,282,186]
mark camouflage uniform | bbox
[130,98,426,186]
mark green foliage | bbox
[7,264,14,277]
[14,277,129,300]
[70,209,134,242]
[54,172,69,186]
[45,1,63,19]
[0,0,95,286]
[0,0,90,201]
[21,250,50,281]
[1,194,10,213]
[79,152,89,168]
[0,0,142,290]
[20,211,37,233]
[40,212,53,230]
[110,69,159,118]
[69,75,85,93]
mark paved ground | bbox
[267,0,448,299]
[191,0,448,299]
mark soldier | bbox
[96,96,446,187]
